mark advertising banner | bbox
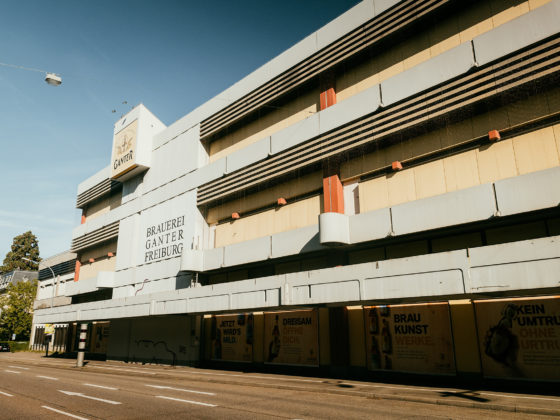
[211,314,254,362]
[363,303,455,374]
[264,309,319,366]
[474,296,560,381]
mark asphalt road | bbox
[0,353,559,419]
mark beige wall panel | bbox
[387,170,416,206]
[431,232,483,253]
[358,177,389,213]
[336,61,380,103]
[386,240,429,259]
[443,150,481,192]
[512,127,560,175]
[485,221,548,245]
[459,18,493,44]
[413,160,446,200]
[273,195,321,233]
[207,171,322,224]
[80,256,117,281]
[430,34,461,58]
[80,240,118,262]
[491,2,529,27]
[214,195,321,247]
[402,36,431,71]
[552,123,560,162]
[209,89,319,161]
[85,199,110,220]
[348,247,385,265]
[476,140,518,184]
[85,192,121,221]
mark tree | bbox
[1,231,41,273]
[0,279,38,340]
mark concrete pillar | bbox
[76,323,88,367]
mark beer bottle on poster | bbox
[381,319,392,354]
[369,308,379,335]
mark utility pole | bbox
[76,323,88,367]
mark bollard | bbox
[76,323,88,367]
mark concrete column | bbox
[76,323,88,367]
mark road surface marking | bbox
[0,391,14,397]
[8,365,29,370]
[480,392,560,402]
[37,375,59,380]
[88,366,155,375]
[156,395,217,407]
[83,383,118,390]
[4,370,21,374]
[59,390,121,405]
[42,406,89,420]
[146,384,215,395]
[183,371,323,383]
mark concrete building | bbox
[0,270,37,295]
[30,251,75,352]
[35,0,560,381]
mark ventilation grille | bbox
[71,221,119,252]
[38,259,76,280]
[198,36,560,207]
[199,0,451,140]
[76,179,121,209]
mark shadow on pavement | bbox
[439,390,490,403]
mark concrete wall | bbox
[35,234,560,324]
[107,315,200,365]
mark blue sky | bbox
[0,0,360,262]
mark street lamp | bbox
[22,257,57,308]
[0,61,62,86]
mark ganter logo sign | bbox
[144,215,185,263]
[111,119,138,178]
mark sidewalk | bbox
[3,352,560,417]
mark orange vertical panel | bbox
[323,174,344,214]
[320,87,337,110]
[74,260,81,282]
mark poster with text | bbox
[474,296,560,381]
[264,309,319,366]
[363,303,456,375]
[211,314,254,362]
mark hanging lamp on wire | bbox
[0,61,62,86]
